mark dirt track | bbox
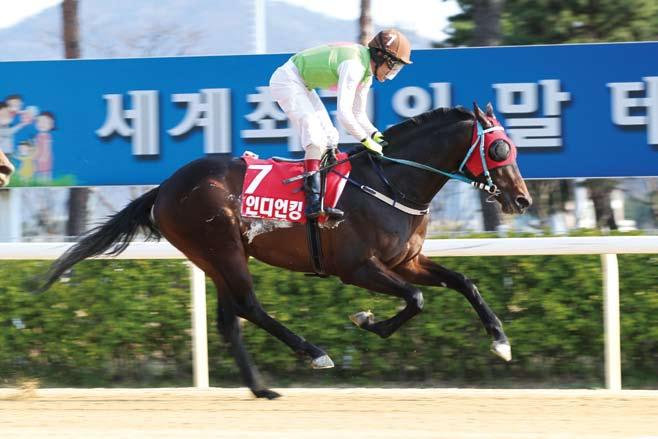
[0,388,656,438]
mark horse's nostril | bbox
[0,164,13,176]
[516,196,530,210]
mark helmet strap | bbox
[369,48,386,77]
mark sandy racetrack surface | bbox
[0,388,656,438]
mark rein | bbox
[282,150,368,185]
[380,120,501,196]
[282,119,504,217]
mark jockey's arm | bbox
[352,76,378,138]
[336,60,370,143]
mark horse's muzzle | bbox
[489,164,532,214]
[0,152,14,187]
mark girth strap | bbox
[305,219,327,276]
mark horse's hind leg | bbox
[394,254,511,361]
[217,278,334,369]
[186,248,279,398]
[215,296,280,399]
[214,257,334,370]
[342,256,425,339]
[237,297,335,369]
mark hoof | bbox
[349,310,374,328]
[491,340,512,362]
[253,388,282,399]
[311,354,335,369]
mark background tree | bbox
[62,0,89,238]
[586,179,618,230]
[448,0,658,46]
[359,0,373,46]
[471,0,505,231]
[446,0,658,230]
[471,0,504,46]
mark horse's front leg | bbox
[394,254,512,362]
[341,256,424,339]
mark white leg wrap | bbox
[311,355,335,369]
[349,310,374,327]
[491,340,512,362]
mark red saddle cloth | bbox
[241,153,351,224]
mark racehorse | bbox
[0,149,14,187]
[43,103,531,399]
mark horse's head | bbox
[465,103,532,214]
[0,150,14,187]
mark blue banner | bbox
[1,41,657,186]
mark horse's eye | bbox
[488,140,510,162]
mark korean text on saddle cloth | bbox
[240,153,351,224]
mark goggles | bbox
[381,53,405,80]
[385,61,404,80]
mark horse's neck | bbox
[381,122,472,205]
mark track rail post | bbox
[189,262,209,389]
[601,254,622,391]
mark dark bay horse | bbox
[0,149,14,186]
[43,103,531,399]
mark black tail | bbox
[41,187,161,291]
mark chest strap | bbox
[332,170,429,216]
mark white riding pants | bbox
[269,60,339,160]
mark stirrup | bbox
[323,207,344,220]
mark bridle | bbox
[289,115,518,217]
[457,121,506,194]
[380,116,518,196]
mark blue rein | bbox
[380,121,501,195]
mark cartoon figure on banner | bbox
[0,100,35,160]
[16,140,37,181]
[33,111,56,181]
[0,93,57,184]
[7,95,31,124]
[6,95,38,148]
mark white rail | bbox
[1,236,657,390]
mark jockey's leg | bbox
[302,134,343,220]
[305,93,344,219]
[269,66,343,220]
[308,90,340,149]
[303,153,323,219]
[393,253,512,361]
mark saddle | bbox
[240,152,352,224]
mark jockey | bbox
[269,29,412,220]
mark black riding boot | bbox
[304,172,323,220]
[304,172,344,220]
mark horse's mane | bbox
[383,106,474,144]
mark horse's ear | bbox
[473,101,492,128]
[486,102,496,119]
